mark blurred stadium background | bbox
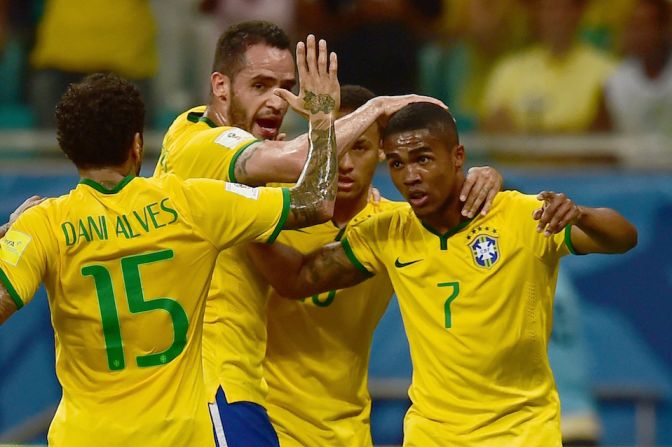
[1,0,671,446]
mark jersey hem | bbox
[267,188,291,244]
[341,238,373,277]
[228,140,260,183]
[0,268,23,309]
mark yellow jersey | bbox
[343,191,574,447]
[0,174,288,447]
[266,199,405,447]
[31,0,156,78]
[155,107,273,405]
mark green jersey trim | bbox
[186,111,203,123]
[564,225,579,255]
[198,116,218,128]
[79,175,135,195]
[266,188,291,244]
[421,218,473,250]
[341,238,374,277]
[0,268,23,309]
[228,141,260,183]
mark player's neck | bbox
[78,165,136,190]
[332,191,369,228]
[421,184,467,234]
[204,103,229,127]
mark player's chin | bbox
[336,185,362,201]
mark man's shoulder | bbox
[350,201,413,236]
[350,198,408,226]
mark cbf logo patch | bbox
[468,233,499,269]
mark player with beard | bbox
[154,21,499,447]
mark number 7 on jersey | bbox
[438,281,460,329]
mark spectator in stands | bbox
[481,0,615,133]
[298,0,442,96]
[419,0,531,131]
[199,0,297,36]
[603,0,672,135]
[28,0,158,128]
[579,0,636,53]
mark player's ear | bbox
[131,132,143,162]
[211,72,230,102]
[453,144,465,169]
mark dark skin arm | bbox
[534,191,637,254]
[247,241,369,299]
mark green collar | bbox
[198,116,218,128]
[79,175,135,194]
[421,218,473,250]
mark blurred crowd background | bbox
[0,0,671,139]
[0,1,671,446]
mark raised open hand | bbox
[274,35,339,118]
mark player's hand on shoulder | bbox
[10,195,45,224]
[373,94,448,122]
[274,34,339,118]
[533,191,582,237]
[460,166,502,218]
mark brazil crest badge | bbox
[469,234,499,269]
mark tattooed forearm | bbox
[287,112,337,228]
[233,144,263,185]
[303,91,337,114]
[304,243,366,291]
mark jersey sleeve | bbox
[189,127,259,182]
[340,217,386,277]
[0,208,54,309]
[183,178,290,250]
[512,192,572,262]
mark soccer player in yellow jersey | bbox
[0,67,340,446]
[265,85,502,447]
[153,21,452,447]
[249,102,638,447]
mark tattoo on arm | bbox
[303,91,337,114]
[287,122,337,227]
[303,243,367,291]
[286,91,338,228]
[233,144,263,186]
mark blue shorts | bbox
[208,386,280,447]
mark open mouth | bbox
[408,190,429,208]
[254,117,281,139]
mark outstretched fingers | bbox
[329,52,338,81]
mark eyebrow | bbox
[407,146,433,155]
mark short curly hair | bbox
[212,20,291,77]
[55,73,145,169]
